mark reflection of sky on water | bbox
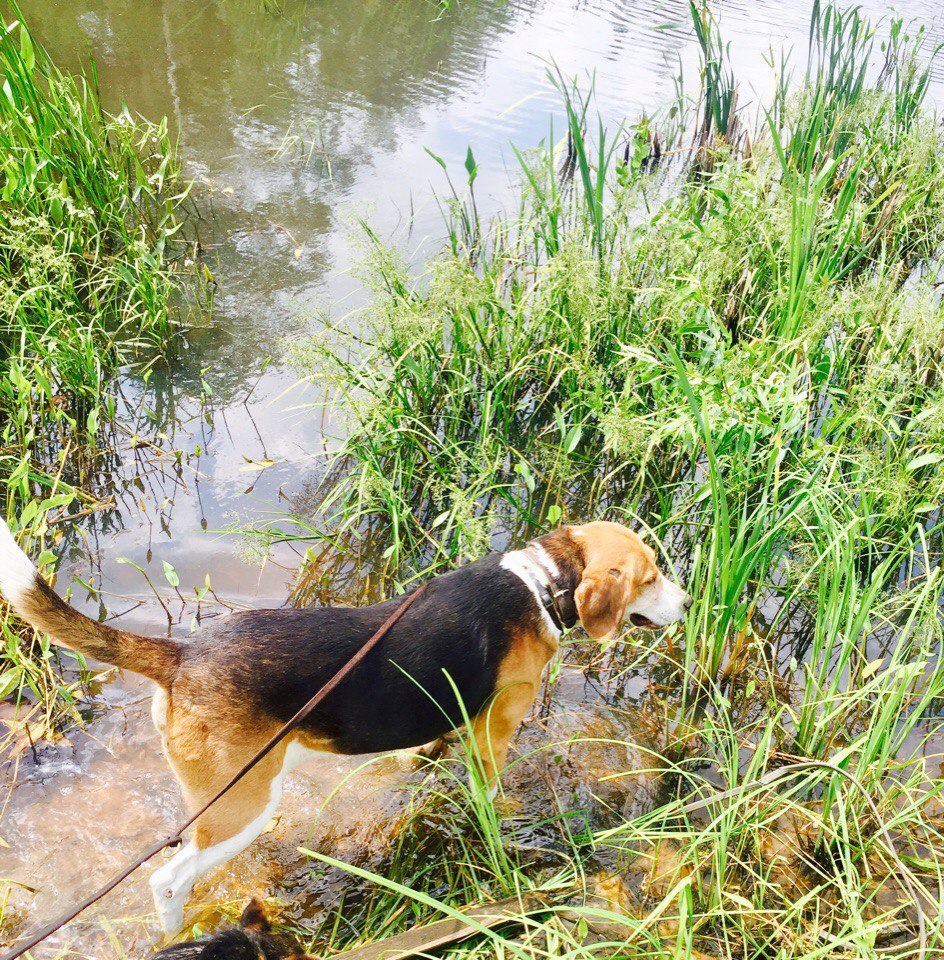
[17,0,944,614]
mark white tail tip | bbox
[0,517,37,605]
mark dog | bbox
[0,518,691,932]
[148,898,307,959]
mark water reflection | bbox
[17,0,944,613]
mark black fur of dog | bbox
[148,899,307,959]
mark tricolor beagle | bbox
[0,519,691,932]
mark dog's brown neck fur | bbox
[532,526,586,596]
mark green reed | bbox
[273,3,944,957]
[0,3,191,731]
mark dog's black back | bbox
[184,554,541,753]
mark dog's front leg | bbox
[468,680,536,796]
[149,840,206,935]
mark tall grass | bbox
[0,4,192,734]
[272,3,944,957]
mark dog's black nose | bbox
[684,594,694,610]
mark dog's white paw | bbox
[467,768,499,801]
[150,857,188,934]
[151,887,186,934]
[410,738,450,767]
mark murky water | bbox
[4,0,944,955]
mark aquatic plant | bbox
[272,2,944,957]
[0,3,191,735]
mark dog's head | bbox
[149,899,308,960]
[569,520,692,641]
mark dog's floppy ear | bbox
[239,897,271,933]
[575,564,631,640]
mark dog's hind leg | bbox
[410,736,452,765]
[150,739,301,934]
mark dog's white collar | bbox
[500,546,563,639]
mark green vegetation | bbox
[270,3,944,957]
[0,4,190,733]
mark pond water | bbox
[4,0,944,955]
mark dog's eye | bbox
[609,568,622,578]
[643,574,657,586]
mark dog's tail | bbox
[0,517,181,687]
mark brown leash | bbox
[1,585,427,960]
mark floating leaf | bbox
[240,458,277,472]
